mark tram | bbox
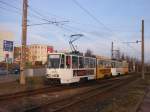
[96,57,111,79]
[111,60,128,76]
[46,52,129,84]
[46,53,96,84]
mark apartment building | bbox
[28,44,53,64]
[14,44,53,64]
[14,46,29,63]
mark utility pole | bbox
[20,0,28,84]
[111,41,114,59]
[122,20,145,77]
[141,19,145,79]
[111,42,120,60]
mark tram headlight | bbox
[46,74,51,78]
[56,74,59,77]
[52,74,59,77]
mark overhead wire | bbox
[0,6,21,15]
[28,4,106,30]
[28,6,51,22]
[28,6,112,42]
[27,4,116,51]
[0,1,20,10]
[71,0,125,45]
[0,0,141,58]
[0,0,22,15]
[28,2,136,45]
[71,0,141,57]
[71,0,113,32]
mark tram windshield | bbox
[48,54,60,68]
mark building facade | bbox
[14,46,29,63]
[28,44,53,64]
[14,44,53,64]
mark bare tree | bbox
[85,49,95,57]
[121,53,125,60]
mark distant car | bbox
[14,68,20,74]
[10,68,20,74]
[0,68,7,75]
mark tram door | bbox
[66,55,71,69]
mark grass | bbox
[100,76,150,112]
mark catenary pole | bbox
[20,0,28,84]
[111,41,113,59]
[141,19,145,79]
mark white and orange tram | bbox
[46,52,129,84]
[111,60,128,76]
[46,53,96,84]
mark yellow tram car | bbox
[96,56,112,79]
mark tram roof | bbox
[96,55,110,60]
[48,52,96,58]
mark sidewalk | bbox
[137,87,150,112]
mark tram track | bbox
[0,75,132,102]
[24,74,138,112]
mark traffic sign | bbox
[3,40,13,51]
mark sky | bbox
[0,0,150,62]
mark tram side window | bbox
[124,62,128,68]
[106,61,111,68]
[116,62,120,68]
[108,61,111,68]
[90,59,92,68]
[122,62,125,68]
[119,62,123,68]
[90,58,95,68]
[94,59,96,68]
[105,61,108,68]
[111,62,115,68]
[79,57,84,68]
[72,56,78,68]
[118,62,121,68]
[103,61,106,68]
[84,58,89,68]
[60,54,65,68]
[66,56,71,68]
[98,60,103,68]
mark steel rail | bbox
[24,75,138,112]
[0,74,134,101]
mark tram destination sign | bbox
[3,40,13,51]
[49,55,60,58]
